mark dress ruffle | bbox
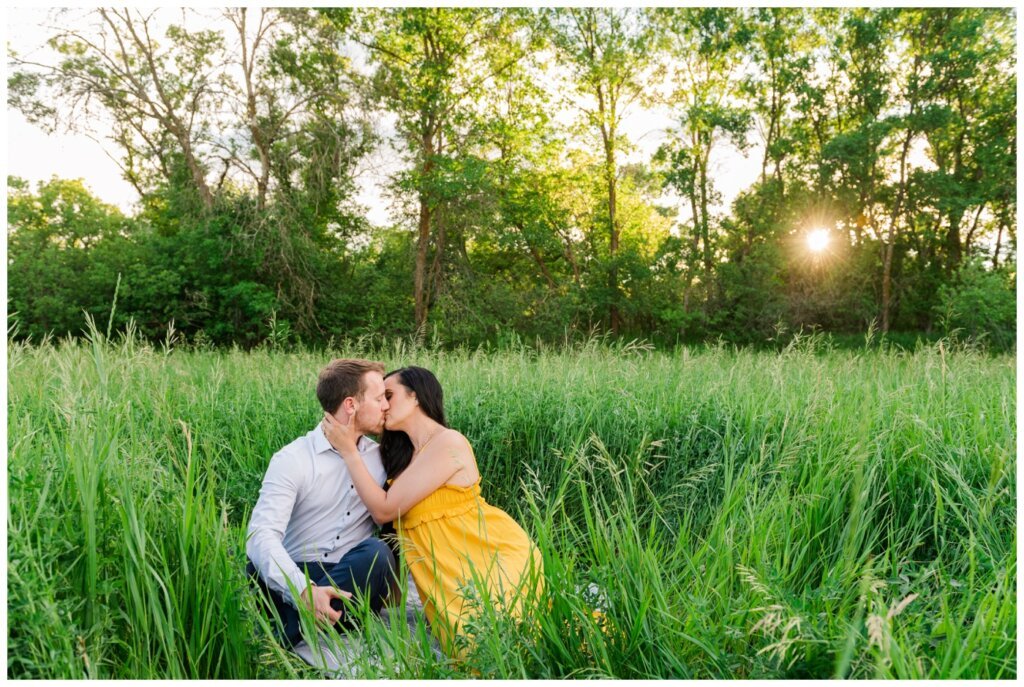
[395,479,543,657]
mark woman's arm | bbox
[322,414,464,524]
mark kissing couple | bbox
[246,359,543,666]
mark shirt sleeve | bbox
[246,450,310,608]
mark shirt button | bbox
[350,484,354,489]
[346,512,350,516]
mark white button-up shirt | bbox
[246,425,387,607]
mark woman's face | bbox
[383,375,418,430]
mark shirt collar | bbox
[311,424,375,456]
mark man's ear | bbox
[340,397,357,416]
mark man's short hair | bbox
[316,358,386,414]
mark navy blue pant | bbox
[246,537,397,648]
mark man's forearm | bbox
[247,529,309,608]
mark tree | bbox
[919,9,1015,274]
[10,8,380,341]
[655,7,752,323]
[223,8,375,336]
[353,8,530,330]
[479,31,565,293]
[742,8,820,196]
[876,9,1015,331]
[10,8,228,211]
[544,8,657,334]
[6,7,1015,349]
[7,176,137,338]
[877,10,927,333]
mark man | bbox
[246,358,397,655]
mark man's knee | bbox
[328,538,396,612]
[359,537,397,582]
[370,537,397,566]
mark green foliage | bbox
[6,8,1017,350]
[335,227,418,340]
[7,176,134,339]
[934,261,1016,351]
[6,178,394,348]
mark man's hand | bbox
[300,584,352,626]
[323,411,361,459]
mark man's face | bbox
[352,371,388,436]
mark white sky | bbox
[5,7,761,227]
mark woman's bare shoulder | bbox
[428,429,478,480]
[433,428,472,455]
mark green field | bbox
[7,328,1016,678]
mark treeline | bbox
[7,8,1016,349]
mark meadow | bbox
[6,325,1016,679]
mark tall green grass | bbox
[7,329,1015,678]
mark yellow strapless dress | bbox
[396,478,543,656]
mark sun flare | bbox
[806,228,830,253]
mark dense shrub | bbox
[935,260,1016,351]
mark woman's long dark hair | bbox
[380,366,448,480]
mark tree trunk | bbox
[698,151,713,276]
[557,229,582,287]
[182,143,214,210]
[429,209,446,308]
[882,101,917,333]
[963,203,985,256]
[993,219,1004,268]
[880,241,895,334]
[235,8,272,211]
[608,166,619,334]
[414,110,438,329]
[945,95,968,273]
[688,189,701,270]
[598,90,620,335]
[521,232,557,289]
[761,56,779,184]
[414,196,432,330]
[945,209,964,274]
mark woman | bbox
[322,366,543,656]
